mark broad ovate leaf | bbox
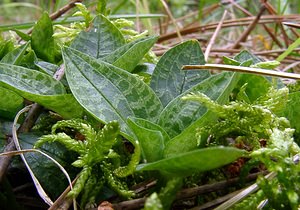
[102,36,158,72]
[0,63,82,118]
[150,40,210,107]
[62,47,163,137]
[137,146,247,176]
[71,14,125,59]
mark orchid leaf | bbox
[137,147,247,176]
[71,14,125,59]
[0,63,82,118]
[62,47,162,138]
[150,40,210,107]
[102,36,158,72]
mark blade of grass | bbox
[0,14,165,31]
[276,37,300,62]
[0,2,42,11]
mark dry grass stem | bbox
[204,10,228,61]
[183,64,300,80]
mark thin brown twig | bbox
[189,189,243,210]
[158,14,300,42]
[26,0,83,35]
[154,47,300,57]
[49,0,83,20]
[261,1,290,47]
[110,172,265,210]
[0,139,15,182]
[48,176,79,210]
[231,6,266,49]
[229,0,283,48]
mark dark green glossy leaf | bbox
[19,132,79,199]
[102,36,158,72]
[137,146,247,176]
[0,63,83,118]
[128,118,169,162]
[31,12,61,63]
[71,14,125,59]
[62,47,163,137]
[150,40,210,107]
[158,72,238,138]
[163,72,239,157]
[0,87,23,119]
[1,42,30,65]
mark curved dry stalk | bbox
[11,105,76,209]
[182,64,300,80]
[204,10,228,61]
[231,6,266,49]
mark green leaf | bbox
[0,87,23,119]
[237,74,271,102]
[35,61,59,76]
[1,41,30,65]
[31,12,61,63]
[222,56,240,66]
[150,40,210,107]
[62,47,163,137]
[283,92,300,132]
[19,49,37,69]
[19,132,79,199]
[128,118,169,162]
[137,147,247,176]
[158,72,238,138]
[71,14,125,59]
[0,39,14,60]
[163,72,239,157]
[0,63,82,118]
[29,94,84,119]
[234,50,261,64]
[12,29,31,41]
[102,36,158,72]
[0,63,65,95]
